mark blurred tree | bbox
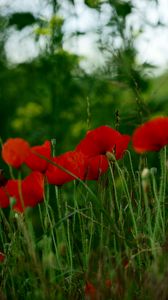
[0,0,87,152]
[0,0,166,152]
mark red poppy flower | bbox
[6,171,44,212]
[85,155,109,180]
[45,151,87,185]
[132,117,168,153]
[0,186,10,208]
[24,140,51,172]
[0,252,5,262]
[76,125,130,160]
[105,279,112,288]
[2,138,30,168]
[84,282,96,300]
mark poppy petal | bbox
[6,172,44,212]
[24,140,51,172]
[76,125,130,159]
[2,138,30,168]
[22,172,44,207]
[45,151,87,185]
[115,135,130,159]
[132,117,168,153]
[85,155,109,180]
[0,187,10,208]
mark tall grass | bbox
[0,148,168,299]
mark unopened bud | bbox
[141,168,150,192]
[106,151,116,162]
[150,167,157,175]
[9,197,16,208]
[141,168,150,180]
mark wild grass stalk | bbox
[1,148,168,299]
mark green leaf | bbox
[115,1,132,18]
[8,12,37,30]
[84,0,100,9]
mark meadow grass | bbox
[1,148,168,299]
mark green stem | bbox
[158,146,167,239]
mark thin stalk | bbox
[100,212,104,249]
[87,202,94,263]
[114,159,138,239]
[43,194,62,271]
[108,162,126,241]
[158,146,167,239]
[142,188,153,241]
[126,150,140,201]
[152,171,164,240]
[65,202,73,284]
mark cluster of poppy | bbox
[84,279,112,300]
[0,117,167,212]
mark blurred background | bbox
[0,0,168,154]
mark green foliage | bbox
[0,0,164,149]
[8,12,37,30]
[113,0,133,18]
[84,0,100,9]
